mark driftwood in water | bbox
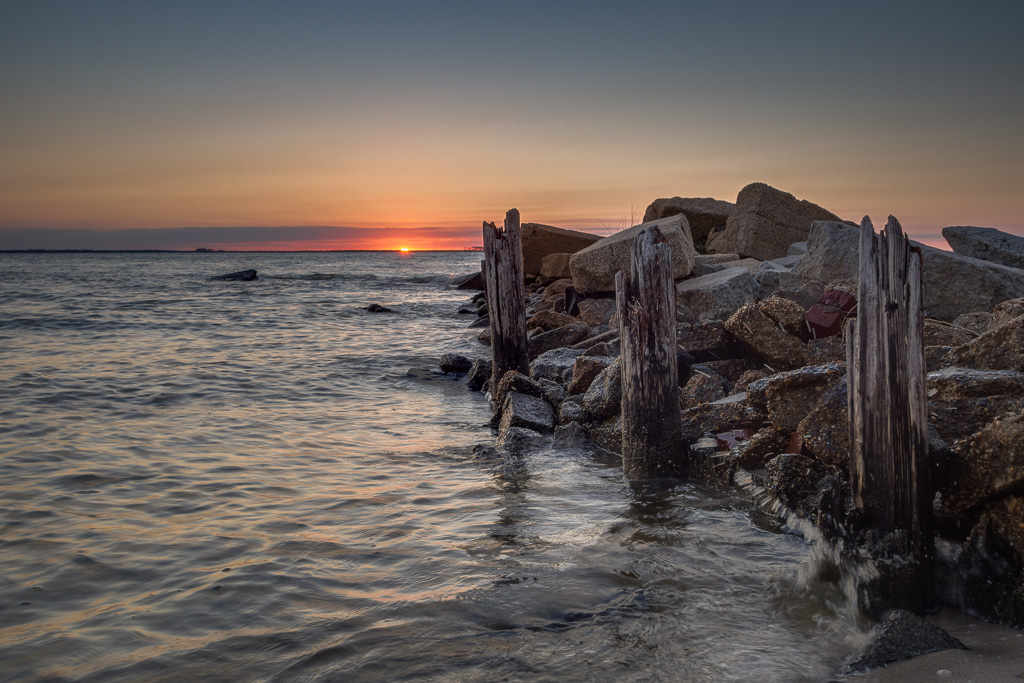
[615,226,685,481]
[482,209,529,391]
[846,215,932,612]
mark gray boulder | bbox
[569,215,697,295]
[529,347,585,383]
[707,183,844,261]
[211,268,258,281]
[641,196,736,245]
[845,610,965,674]
[582,358,622,421]
[521,223,602,276]
[795,220,1024,321]
[943,225,1024,270]
[498,391,555,434]
[675,267,758,322]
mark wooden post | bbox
[847,214,932,612]
[482,208,529,391]
[616,226,685,481]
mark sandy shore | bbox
[847,609,1024,682]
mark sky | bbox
[1,1,1022,251]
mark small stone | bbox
[439,353,473,374]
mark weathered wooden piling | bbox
[482,209,529,391]
[846,215,933,612]
[615,226,686,481]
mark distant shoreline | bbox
[0,249,476,254]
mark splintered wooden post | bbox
[847,214,933,612]
[482,208,529,391]
[616,226,685,481]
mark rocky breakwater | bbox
[443,187,1024,636]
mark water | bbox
[0,251,866,682]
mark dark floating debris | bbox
[210,269,258,281]
[365,303,394,313]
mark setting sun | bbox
[399,247,410,252]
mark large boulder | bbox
[539,253,573,279]
[569,215,697,295]
[725,301,809,371]
[675,267,758,322]
[498,391,555,434]
[707,183,844,261]
[796,220,1024,321]
[581,358,622,421]
[941,315,1024,371]
[521,223,602,277]
[641,196,736,245]
[926,367,1024,451]
[942,226,1024,270]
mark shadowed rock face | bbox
[641,196,736,246]
[520,223,602,277]
[844,609,966,674]
[211,268,258,281]
[943,225,1024,270]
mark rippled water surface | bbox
[1,252,866,681]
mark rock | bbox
[538,378,567,407]
[456,302,478,315]
[572,328,617,350]
[707,183,844,261]
[953,311,994,335]
[567,355,615,395]
[680,392,768,443]
[765,453,829,516]
[439,353,473,374]
[732,427,787,470]
[366,303,393,313]
[797,377,849,469]
[576,298,615,327]
[557,396,585,425]
[844,610,966,674]
[497,426,546,451]
[676,320,743,363]
[716,257,763,275]
[705,358,762,384]
[211,268,258,281]
[943,406,1024,514]
[468,314,489,329]
[498,391,555,434]
[528,322,591,360]
[580,340,616,357]
[641,196,736,245]
[526,309,577,333]
[806,336,846,365]
[539,253,573,279]
[725,302,809,372]
[992,297,1024,328]
[942,225,1024,270]
[927,367,1024,452]
[587,415,623,453]
[492,370,544,413]
[521,223,602,277]
[680,368,732,405]
[452,271,485,290]
[675,267,758,322]
[477,328,491,346]
[759,295,810,339]
[924,346,952,372]
[788,241,808,256]
[582,358,622,421]
[540,278,576,302]
[694,252,741,266]
[745,363,846,431]
[797,220,1024,321]
[569,215,697,295]
[529,347,585,384]
[941,315,1024,371]
[466,358,492,391]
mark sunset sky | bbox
[1,1,1022,251]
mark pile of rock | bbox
[444,181,1024,626]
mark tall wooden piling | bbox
[482,209,529,391]
[616,226,685,481]
[846,215,932,612]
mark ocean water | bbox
[0,251,867,682]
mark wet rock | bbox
[539,252,573,279]
[466,358,492,391]
[528,322,591,360]
[765,453,829,516]
[557,396,585,425]
[577,298,615,327]
[211,268,258,281]
[439,353,473,374]
[952,311,994,335]
[526,309,577,333]
[537,378,566,407]
[521,223,602,277]
[452,271,485,290]
[675,267,758,322]
[582,358,622,421]
[456,302,478,315]
[941,315,1024,371]
[499,390,555,434]
[468,314,490,328]
[942,225,1024,270]
[567,355,615,395]
[796,377,849,469]
[680,392,768,443]
[732,426,787,470]
[553,421,587,445]
[529,347,585,384]
[725,301,809,372]
[569,215,697,295]
[588,414,623,453]
[477,328,491,346]
[707,183,844,261]
[493,370,544,410]
[366,303,393,313]
[497,425,546,451]
[844,610,966,674]
[641,196,736,246]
